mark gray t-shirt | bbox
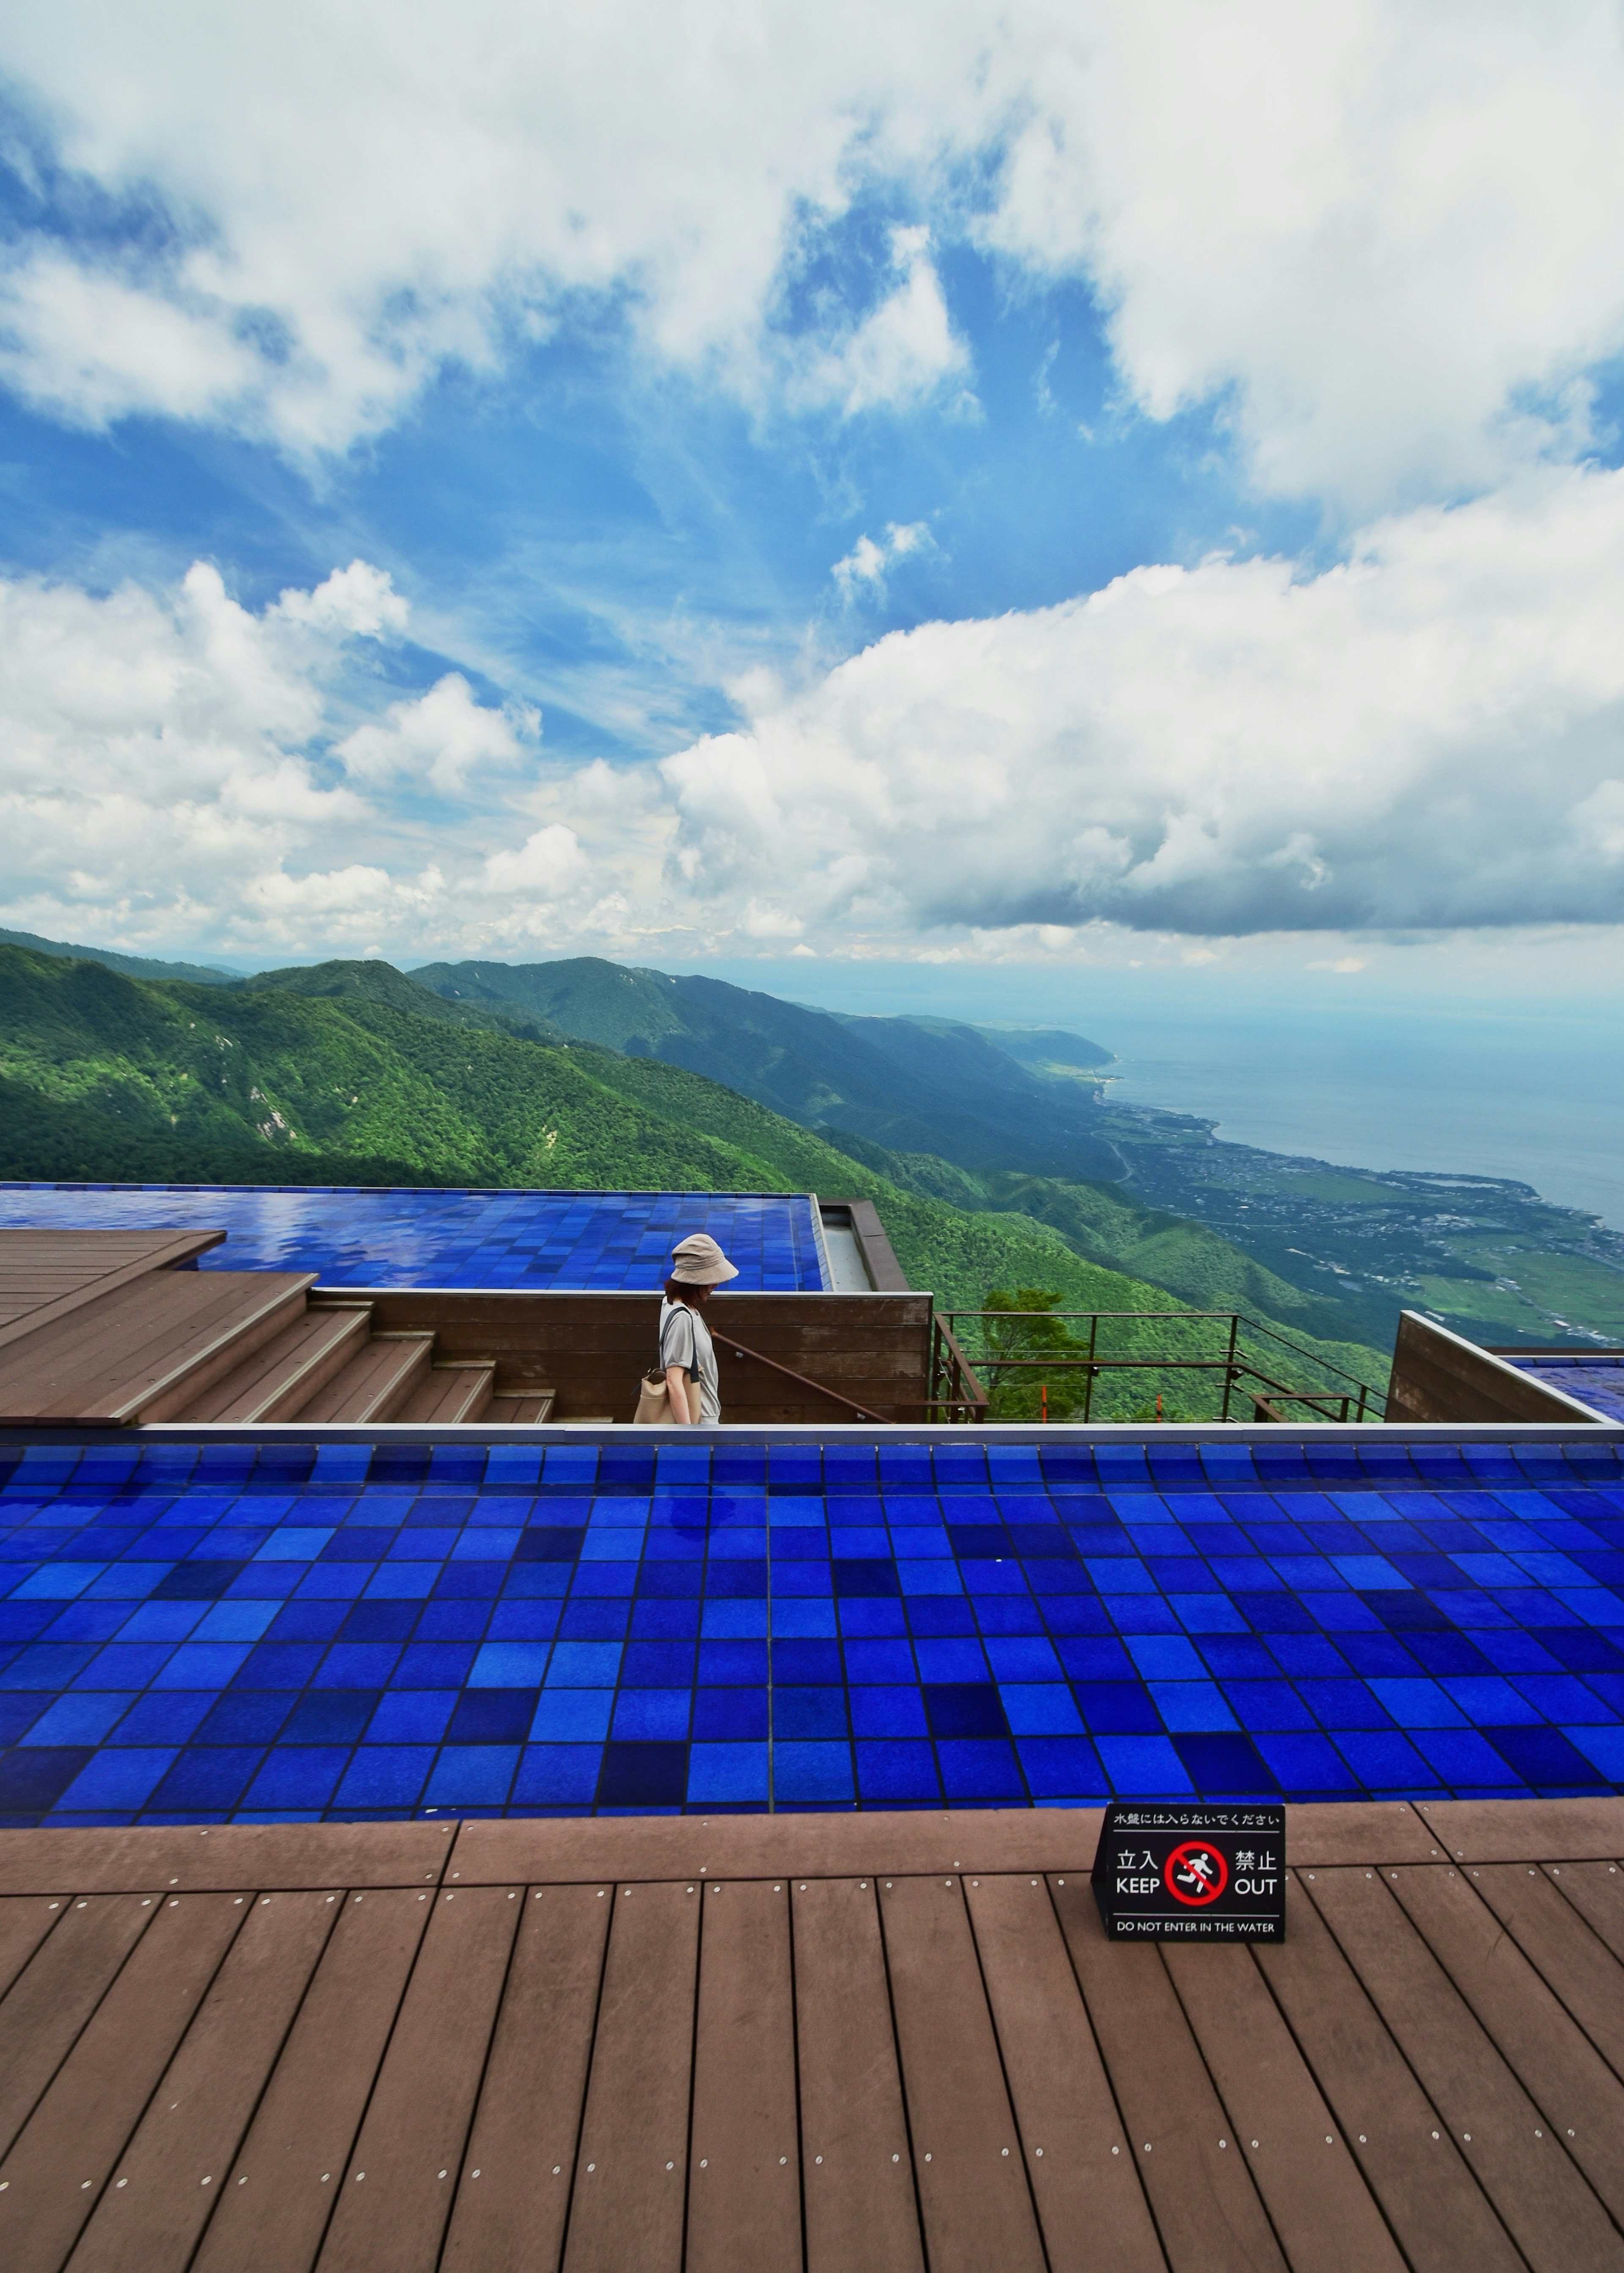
[659,1296,720,1424]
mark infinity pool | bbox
[1,1432,1620,1826]
[0,1186,827,1291]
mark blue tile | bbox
[425,1745,521,1806]
[611,1690,691,1740]
[693,1689,768,1740]
[772,1741,853,1802]
[1015,1737,1107,1796]
[687,1743,769,1802]
[850,1686,929,1738]
[937,1739,1025,1799]
[855,1740,940,1803]
[512,1744,601,1804]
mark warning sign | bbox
[1090,1803,1285,1941]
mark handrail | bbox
[719,1334,892,1425]
[943,1304,1386,1423]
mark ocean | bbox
[693,961,1624,1234]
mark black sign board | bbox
[1091,1802,1286,1941]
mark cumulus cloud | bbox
[3,4,1623,502]
[660,467,1624,939]
[337,674,539,795]
[0,555,568,955]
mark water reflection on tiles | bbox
[0,1186,825,1291]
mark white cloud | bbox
[12,475,1624,972]
[661,466,1624,939]
[3,4,1621,502]
[482,823,589,896]
[785,228,967,418]
[832,520,931,599]
[338,674,538,795]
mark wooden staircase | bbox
[0,1232,553,1427]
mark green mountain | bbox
[238,958,565,1046]
[411,955,1125,1178]
[0,924,241,987]
[0,941,1385,1409]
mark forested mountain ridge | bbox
[0,940,1384,1387]
[3,941,1372,1364]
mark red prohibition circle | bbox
[1163,1841,1228,1906]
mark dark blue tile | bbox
[692,1690,768,1741]
[151,1559,247,1601]
[1485,1725,1609,1787]
[1075,1682,1162,1733]
[515,1526,587,1561]
[196,1693,293,1746]
[774,1688,848,1740]
[447,1689,538,1746]
[832,1558,900,1598]
[621,1641,696,1685]
[0,1746,93,1812]
[772,1639,842,1684]
[150,1748,263,1811]
[1172,1733,1281,1794]
[922,1683,1007,1739]
[283,1692,378,1745]
[339,1601,419,1642]
[598,1740,688,1807]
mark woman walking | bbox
[659,1231,737,1425]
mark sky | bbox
[3,1,1624,1004]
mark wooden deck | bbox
[0,1800,1620,2270]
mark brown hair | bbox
[663,1277,712,1306]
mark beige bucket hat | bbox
[670,1231,739,1285]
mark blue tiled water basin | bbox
[0,1185,826,1292]
[1,1432,1621,1827]
[1510,1356,1624,1423]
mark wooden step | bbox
[398,1362,495,1425]
[486,1391,557,1425]
[0,1268,317,1424]
[176,1304,375,1423]
[294,1332,435,1423]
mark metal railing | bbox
[936,1308,1388,1425]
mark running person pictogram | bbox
[1163,1839,1228,1906]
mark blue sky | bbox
[2,2,1624,1003]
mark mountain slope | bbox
[0,924,239,986]
[0,943,1226,1329]
[412,955,1125,1178]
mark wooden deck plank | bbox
[0,1270,316,1423]
[1473,1863,1624,2083]
[439,1882,611,2273]
[0,1230,225,1358]
[451,1806,1104,1886]
[179,1304,372,1423]
[1049,1876,1287,2273]
[963,1872,1163,2273]
[1286,1801,1442,1866]
[0,1819,455,1896]
[686,1877,801,2273]
[315,1883,521,2273]
[560,1880,700,2273]
[65,1889,339,2273]
[878,1874,1046,2273]
[1415,1797,1624,1863]
[1544,1861,1624,1961]
[1387,1861,1624,2226]
[0,1894,155,2160]
[190,1887,433,2273]
[1300,1866,1624,2273]
[0,1897,63,2004]
[1258,1871,1524,2273]
[0,1891,244,2273]
[791,1875,924,2273]
[1160,1938,1407,2273]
